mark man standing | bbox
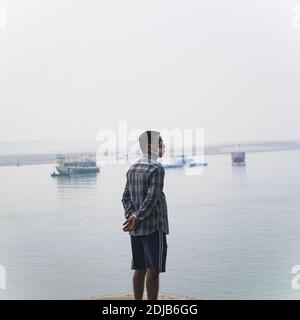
[122,131,169,300]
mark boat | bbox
[189,161,208,167]
[175,154,194,165]
[231,143,246,164]
[162,162,185,168]
[52,154,100,176]
[160,157,184,168]
[161,154,204,169]
[231,152,246,164]
[160,152,209,169]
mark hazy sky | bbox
[1,0,300,152]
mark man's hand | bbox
[123,213,139,232]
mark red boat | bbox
[231,151,246,163]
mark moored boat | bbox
[231,151,246,164]
[52,154,100,176]
[189,161,208,167]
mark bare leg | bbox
[146,268,159,300]
[133,268,147,300]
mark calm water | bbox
[0,150,300,299]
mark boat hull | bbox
[162,163,184,168]
[231,152,246,163]
[189,162,208,167]
[56,166,100,175]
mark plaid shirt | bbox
[122,154,169,236]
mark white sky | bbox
[0,0,300,151]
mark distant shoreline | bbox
[0,140,300,167]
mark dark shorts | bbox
[130,230,168,273]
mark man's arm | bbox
[135,166,164,222]
[121,177,136,219]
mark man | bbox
[121,130,169,300]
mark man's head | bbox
[139,130,165,158]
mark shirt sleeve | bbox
[121,174,136,219]
[135,166,163,222]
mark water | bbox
[0,149,300,299]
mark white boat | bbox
[162,162,185,168]
[160,157,184,168]
[53,154,100,176]
[160,155,194,169]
